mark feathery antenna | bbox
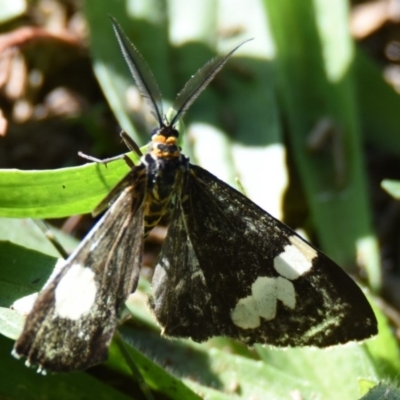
[110,17,164,127]
[170,39,253,127]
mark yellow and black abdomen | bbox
[142,145,188,236]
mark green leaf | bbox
[0,218,76,257]
[0,157,134,218]
[0,240,59,340]
[107,338,202,400]
[0,335,132,400]
[0,241,57,308]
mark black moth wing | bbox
[151,164,377,347]
[14,166,146,372]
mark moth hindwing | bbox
[13,17,377,373]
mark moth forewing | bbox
[151,164,377,346]
[13,167,147,372]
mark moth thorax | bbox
[148,128,180,160]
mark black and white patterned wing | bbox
[151,164,377,347]
[13,167,146,372]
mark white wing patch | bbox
[230,295,261,329]
[54,264,97,320]
[231,235,316,329]
[273,235,317,279]
[276,276,296,309]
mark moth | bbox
[13,18,377,373]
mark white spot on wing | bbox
[274,235,317,279]
[251,277,277,320]
[276,276,295,309]
[55,264,97,320]
[231,276,297,329]
[289,235,318,262]
[230,296,260,329]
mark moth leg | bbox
[78,151,133,167]
[78,131,141,169]
[33,219,69,259]
[120,131,143,157]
